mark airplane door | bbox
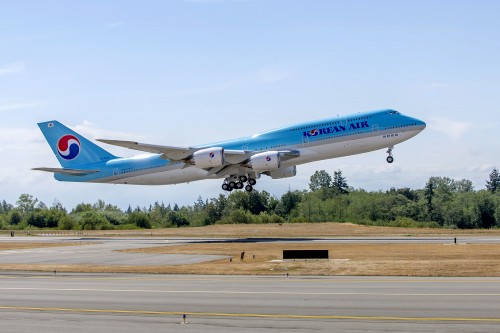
[113,168,120,180]
[372,124,379,133]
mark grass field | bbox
[119,242,500,277]
[1,223,499,276]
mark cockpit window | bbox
[389,110,400,115]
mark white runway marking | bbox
[1,287,499,297]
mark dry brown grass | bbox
[117,242,500,277]
[1,223,499,276]
[1,242,497,277]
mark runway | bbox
[0,273,499,332]
[0,237,228,266]
[1,235,500,267]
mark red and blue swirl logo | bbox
[57,135,80,160]
[309,129,319,136]
[209,152,215,158]
[266,156,272,162]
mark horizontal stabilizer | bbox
[32,167,100,176]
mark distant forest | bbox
[1,168,499,230]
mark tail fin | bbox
[38,121,117,168]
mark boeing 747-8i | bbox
[34,109,425,192]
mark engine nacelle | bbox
[192,147,224,168]
[267,166,297,179]
[249,151,280,171]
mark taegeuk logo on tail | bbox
[57,135,81,160]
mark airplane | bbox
[34,109,426,192]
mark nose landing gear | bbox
[386,146,394,163]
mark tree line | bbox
[1,168,499,230]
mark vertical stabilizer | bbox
[37,121,117,168]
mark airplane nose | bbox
[409,117,426,131]
[417,119,426,130]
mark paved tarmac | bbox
[1,235,500,266]
[0,273,499,332]
[0,237,227,266]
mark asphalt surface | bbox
[0,237,228,266]
[1,235,500,267]
[1,235,500,332]
[0,273,499,332]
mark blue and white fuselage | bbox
[34,109,425,192]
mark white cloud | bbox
[72,120,147,142]
[428,116,473,141]
[0,62,25,76]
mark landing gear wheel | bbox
[222,183,229,191]
[248,178,256,186]
[239,175,248,183]
[229,181,236,189]
[386,146,394,164]
[245,185,253,192]
[236,182,244,189]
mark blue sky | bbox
[1,0,499,209]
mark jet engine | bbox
[267,166,297,179]
[249,151,280,171]
[192,147,224,168]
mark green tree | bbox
[166,211,189,227]
[455,179,474,193]
[332,170,349,194]
[128,211,152,229]
[7,210,23,225]
[424,179,435,222]
[309,170,332,192]
[486,167,500,193]
[58,215,76,230]
[1,200,14,214]
[472,191,496,228]
[227,191,269,215]
[0,214,6,229]
[202,195,227,225]
[78,211,110,230]
[72,203,93,214]
[276,190,302,217]
[16,194,38,213]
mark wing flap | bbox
[32,167,100,176]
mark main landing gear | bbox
[222,175,257,192]
[386,146,394,163]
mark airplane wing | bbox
[32,167,100,175]
[97,139,195,160]
[98,139,300,170]
[97,139,254,163]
